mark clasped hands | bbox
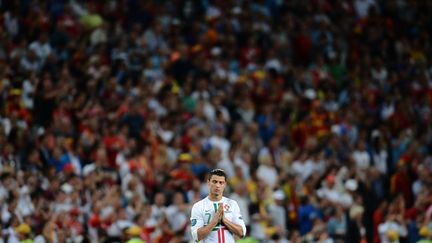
[211,203,227,225]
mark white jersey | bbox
[190,196,246,243]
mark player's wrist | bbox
[210,218,219,227]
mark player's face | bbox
[208,175,226,197]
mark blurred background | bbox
[0,0,432,242]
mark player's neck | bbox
[208,194,222,202]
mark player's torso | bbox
[201,197,235,243]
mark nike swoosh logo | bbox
[205,209,211,212]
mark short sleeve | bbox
[190,202,205,242]
[231,200,247,237]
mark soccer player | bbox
[190,169,246,243]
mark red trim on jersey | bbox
[217,228,221,243]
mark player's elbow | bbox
[231,225,245,238]
[192,228,199,242]
[240,224,247,238]
[194,228,207,242]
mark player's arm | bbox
[197,204,223,241]
[222,216,244,238]
[191,203,223,241]
[222,201,246,238]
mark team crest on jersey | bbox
[224,204,230,211]
[191,219,197,226]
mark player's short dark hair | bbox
[208,168,227,181]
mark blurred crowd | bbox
[1,0,432,242]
